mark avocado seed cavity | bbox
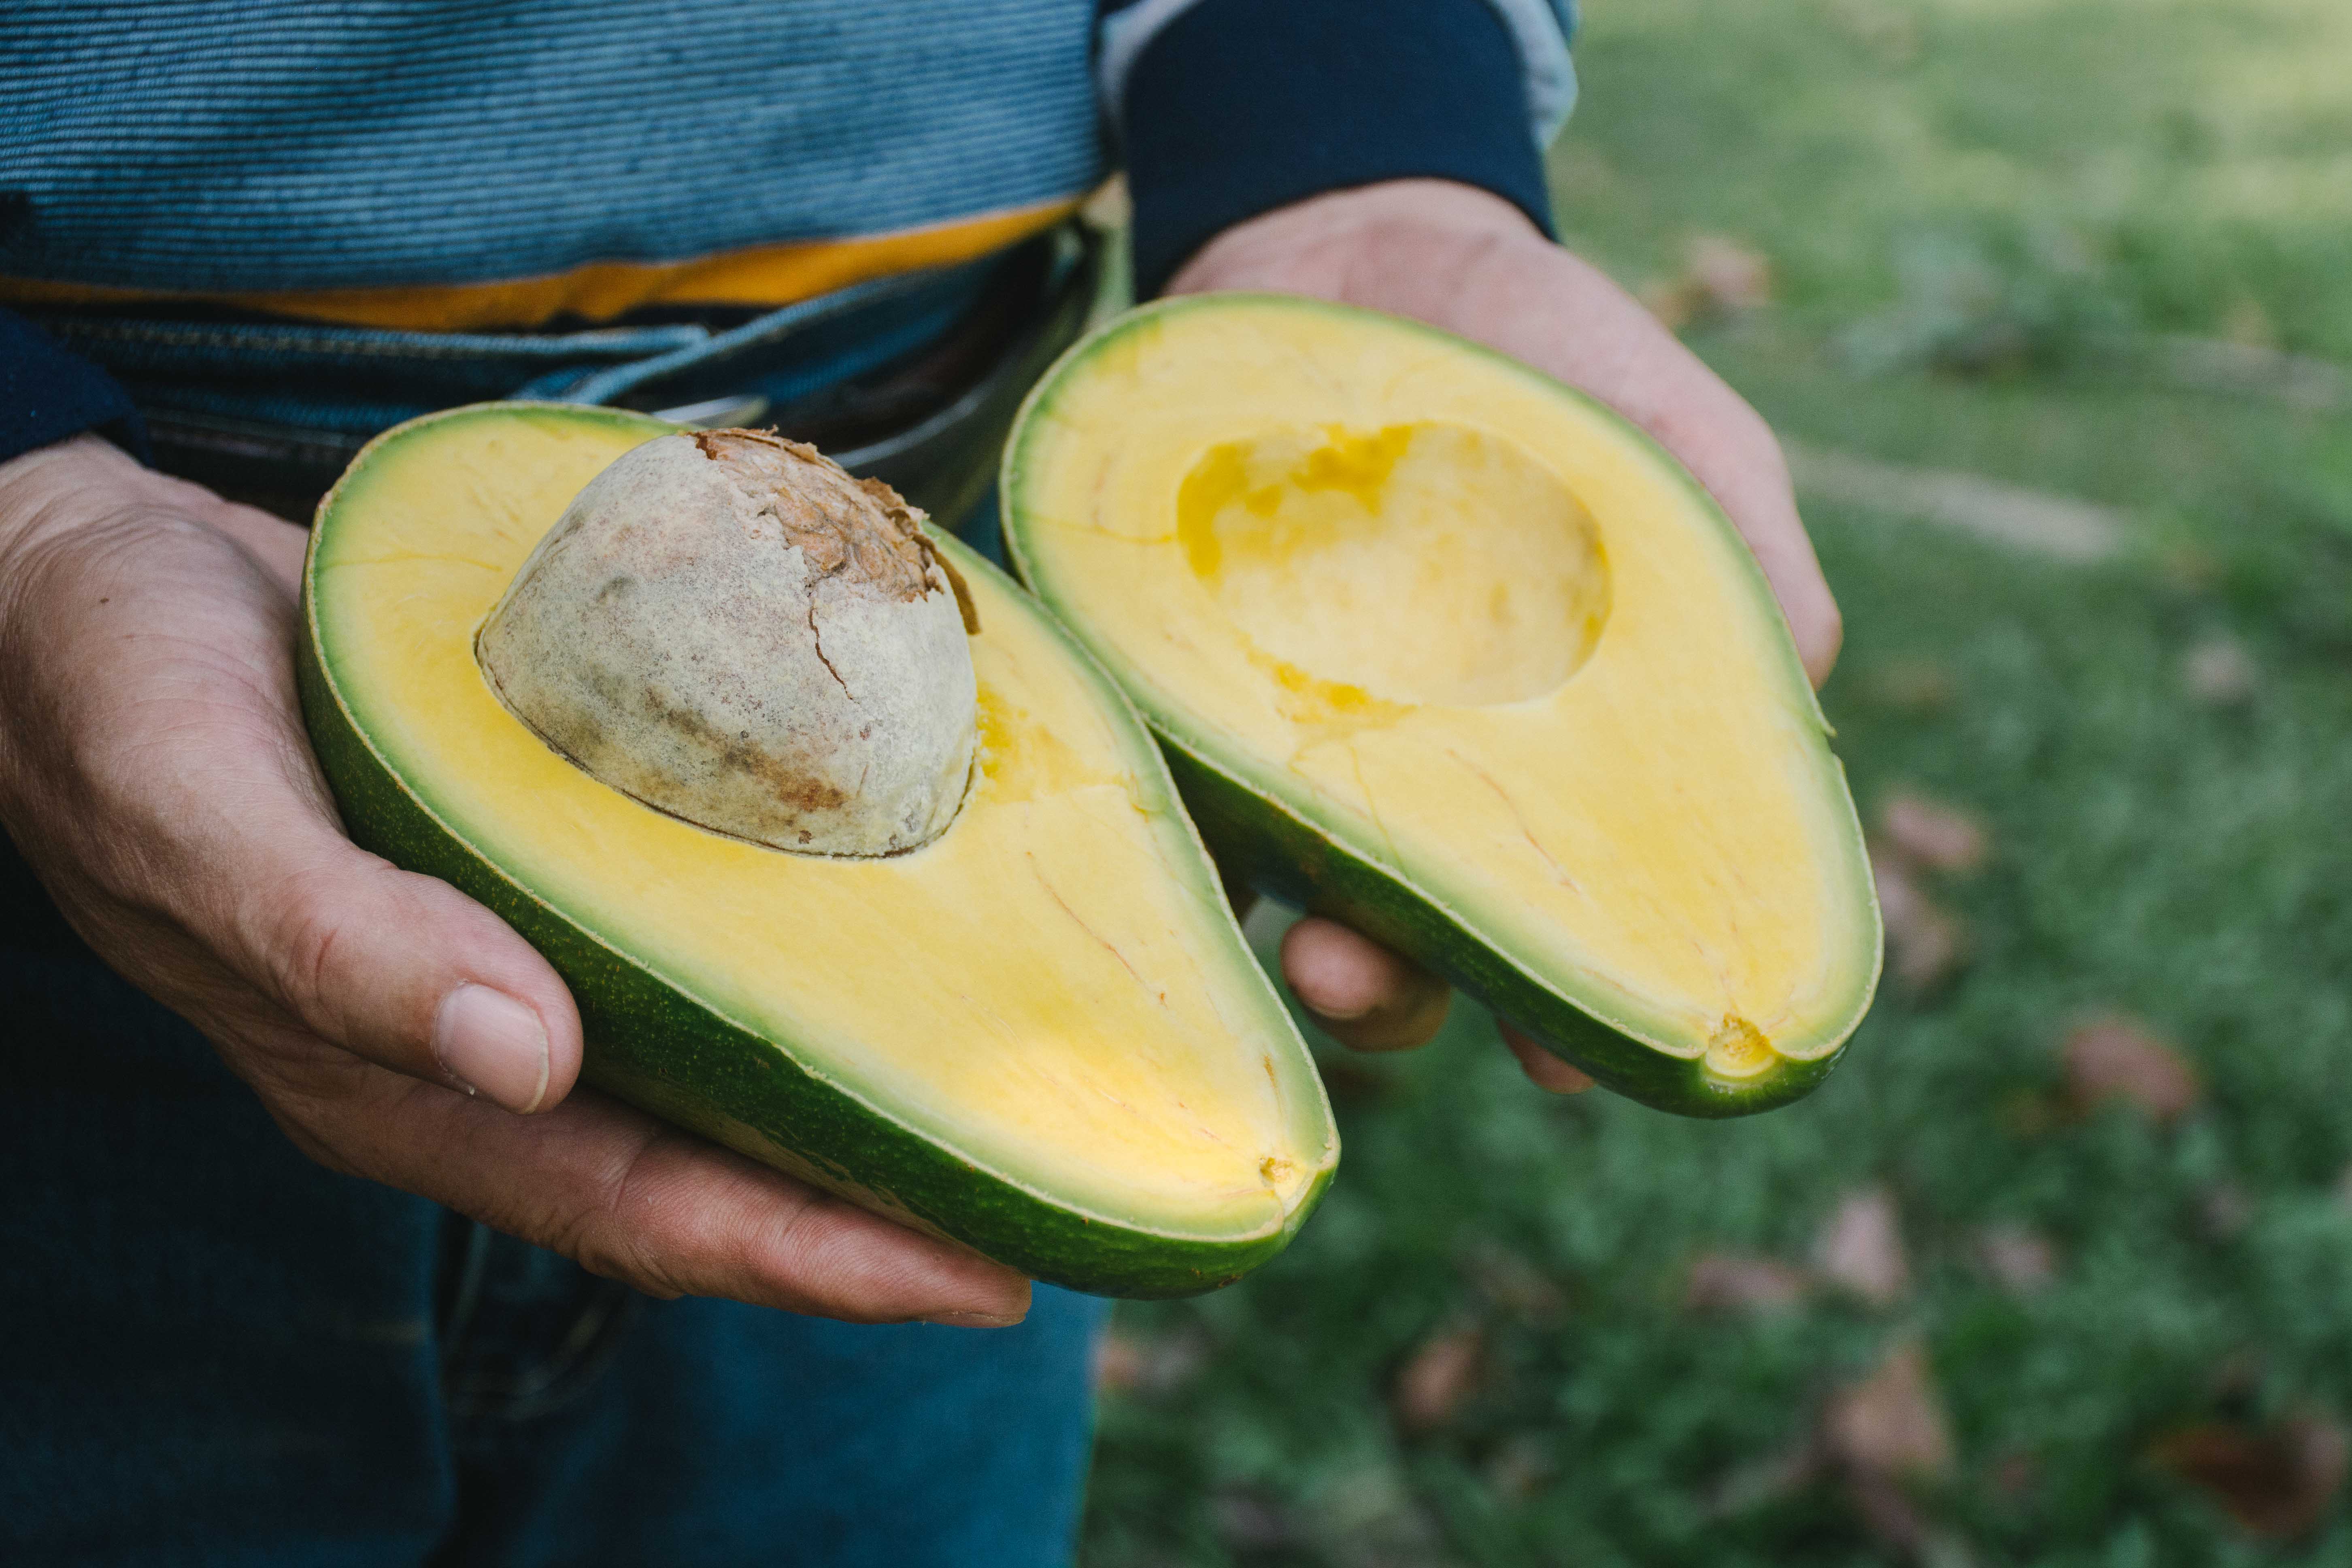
[1176,422,1610,708]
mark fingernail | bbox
[918,1310,1027,1329]
[433,985,551,1114]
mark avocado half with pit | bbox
[298,402,1335,1297]
[1002,296,1882,1115]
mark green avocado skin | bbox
[294,419,1328,1300]
[1159,740,1839,1120]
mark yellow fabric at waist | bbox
[0,199,1078,332]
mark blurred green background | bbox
[1081,0,2352,1563]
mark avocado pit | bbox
[475,428,979,856]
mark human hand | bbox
[0,435,1029,1325]
[1172,179,1844,1092]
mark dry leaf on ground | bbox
[1827,1340,1959,1559]
[1814,1187,1912,1308]
[1093,1331,1146,1393]
[1871,850,1971,994]
[1462,1241,1566,1323]
[1643,234,1774,328]
[1877,791,1991,875]
[1864,660,1958,714]
[1391,1324,1484,1434]
[1686,1251,1811,1313]
[1810,1349,1977,1564]
[1829,1340,1956,1481]
[2152,1413,2350,1538]
[1974,1225,2060,1296]
[2063,1014,2204,1123]
[1093,1326,1208,1396]
[1685,234,1774,311]
[2183,634,2261,707]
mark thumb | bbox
[219,818,583,1114]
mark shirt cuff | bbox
[1110,0,1561,298]
[0,309,150,466]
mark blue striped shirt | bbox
[0,0,1574,460]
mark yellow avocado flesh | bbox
[1008,300,1879,1071]
[308,408,1330,1242]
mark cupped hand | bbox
[1172,179,1843,1092]
[0,435,1028,1326]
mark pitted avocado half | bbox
[298,403,1334,1297]
[1003,296,1881,1115]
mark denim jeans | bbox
[0,932,1106,1566]
[1,243,1108,1565]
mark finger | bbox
[1279,915,1452,1050]
[1437,243,1845,686]
[1589,338,1843,687]
[126,545,584,1110]
[1498,1023,1597,1095]
[1767,538,1844,690]
[219,834,585,1115]
[270,1062,1031,1325]
[1711,476,1843,688]
[8,513,585,1117]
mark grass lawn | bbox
[1081,2,2352,1563]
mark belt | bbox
[26,222,1100,530]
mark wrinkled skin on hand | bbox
[0,436,1028,1325]
[1170,178,1843,1093]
